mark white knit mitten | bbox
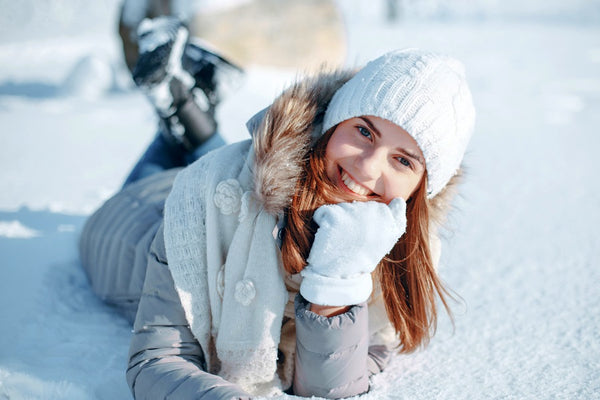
[300,198,407,306]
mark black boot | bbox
[132,16,243,151]
[159,77,218,151]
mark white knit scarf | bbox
[163,140,289,396]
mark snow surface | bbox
[1,0,600,398]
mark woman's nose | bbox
[357,149,385,179]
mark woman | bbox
[80,18,475,400]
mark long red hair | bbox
[280,128,453,352]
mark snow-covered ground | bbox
[1,1,599,398]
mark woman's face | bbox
[325,116,426,203]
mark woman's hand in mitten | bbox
[299,198,407,307]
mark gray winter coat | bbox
[79,70,398,399]
[80,170,392,399]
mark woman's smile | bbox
[339,168,371,196]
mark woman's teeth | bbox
[341,171,370,196]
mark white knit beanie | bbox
[322,48,476,198]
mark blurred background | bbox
[1,1,599,399]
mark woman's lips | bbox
[340,169,370,196]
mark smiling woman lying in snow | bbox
[79,17,475,400]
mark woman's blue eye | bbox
[397,157,411,168]
[358,126,372,139]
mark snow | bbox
[0,221,41,239]
[1,0,599,399]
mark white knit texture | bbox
[322,49,475,198]
[163,140,288,396]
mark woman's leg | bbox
[82,16,240,323]
[122,124,226,187]
[123,16,241,187]
[122,131,186,187]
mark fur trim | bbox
[429,169,463,228]
[252,69,354,215]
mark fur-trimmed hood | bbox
[250,69,353,214]
[246,69,460,225]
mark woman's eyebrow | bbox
[359,116,425,168]
[401,149,425,168]
[359,116,381,137]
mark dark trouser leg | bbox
[122,128,226,188]
[184,130,226,164]
[122,133,186,187]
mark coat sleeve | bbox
[126,222,251,400]
[292,294,393,398]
